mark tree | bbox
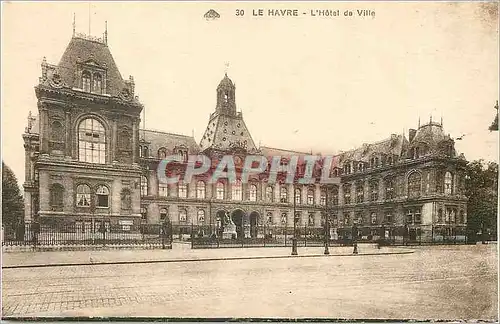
[2,161,24,227]
[488,100,498,131]
[465,160,498,241]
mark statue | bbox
[222,211,237,239]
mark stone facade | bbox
[23,34,468,240]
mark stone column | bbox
[39,105,49,154]
[315,184,321,205]
[132,118,138,163]
[65,111,71,157]
[112,117,118,162]
[148,169,157,197]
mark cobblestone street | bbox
[2,245,497,320]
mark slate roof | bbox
[141,129,200,156]
[260,146,310,157]
[57,36,127,97]
[412,122,451,145]
[334,134,407,164]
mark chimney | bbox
[409,129,417,142]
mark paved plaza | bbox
[1,245,498,320]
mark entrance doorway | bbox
[249,211,259,238]
[231,209,244,239]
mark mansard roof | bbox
[200,112,258,153]
[412,122,451,145]
[57,36,128,97]
[141,129,200,156]
[260,146,310,157]
[335,134,407,164]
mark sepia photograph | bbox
[1,1,499,321]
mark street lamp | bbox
[291,183,298,256]
[324,186,330,255]
[352,223,358,254]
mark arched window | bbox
[92,73,102,94]
[248,184,257,202]
[408,172,422,198]
[78,118,106,164]
[307,189,314,205]
[82,71,91,92]
[280,186,288,203]
[281,212,287,224]
[160,208,168,222]
[332,168,339,177]
[357,162,364,172]
[295,188,302,204]
[140,176,148,196]
[178,182,188,198]
[158,148,167,159]
[76,184,91,207]
[387,156,393,165]
[179,208,187,222]
[385,177,395,200]
[197,210,205,223]
[308,213,315,226]
[216,182,225,200]
[143,146,149,157]
[139,146,143,157]
[444,172,453,195]
[159,183,168,197]
[344,163,351,174]
[371,212,377,225]
[121,188,131,210]
[266,212,273,224]
[266,186,273,202]
[50,183,64,208]
[96,185,109,208]
[344,184,351,204]
[320,190,326,206]
[232,180,242,201]
[356,182,364,203]
[196,181,206,199]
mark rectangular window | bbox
[178,183,188,198]
[159,183,168,197]
[406,209,413,224]
[414,209,421,224]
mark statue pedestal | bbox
[244,225,251,238]
[332,228,338,241]
[223,223,237,240]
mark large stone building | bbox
[23,33,468,241]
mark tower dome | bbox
[217,73,235,90]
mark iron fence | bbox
[188,223,470,249]
[2,222,173,249]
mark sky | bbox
[2,1,499,185]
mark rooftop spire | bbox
[104,20,108,45]
[72,13,76,37]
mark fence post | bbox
[191,223,194,249]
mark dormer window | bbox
[92,73,102,94]
[82,71,91,92]
[80,66,106,94]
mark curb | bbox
[2,250,414,269]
